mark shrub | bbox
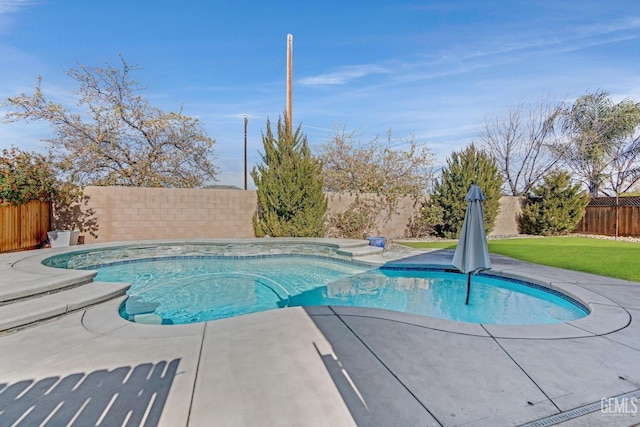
[326,196,378,239]
[405,199,444,238]
[0,147,78,206]
[518,170,589,235]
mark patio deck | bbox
[0,239,638,426]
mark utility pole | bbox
[244,115,248,190]
[286,34,293,135]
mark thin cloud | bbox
[299,64,390,86]
[297,16,640,94]
[0,0,38,14]
[401,15,640,71]
[0,0,41,37]
[578,17,640,37]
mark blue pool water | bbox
[88,255,588,325]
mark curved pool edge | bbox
[80,294,629,341]
[3,238,632,340]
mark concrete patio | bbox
[0,239,638,426]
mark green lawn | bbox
[400,237,640,282]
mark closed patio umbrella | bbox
[452,184,492,305]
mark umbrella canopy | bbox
[452,184,492,274]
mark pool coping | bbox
[4,238,632,340]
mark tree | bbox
[318,126,434,238]
[557,90,640,196]
[0,146,96,237]
[320,126,434,195]
[0,146,78,206]
[3,57,218,187]
[251,115,327,237]
[480,98,563,196]
[431,144,502,238]
[601,129,640,196]
[519,170,589,235]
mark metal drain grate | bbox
[520,389,640,427]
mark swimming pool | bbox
[43,243,588,325]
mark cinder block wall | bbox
[63,187,258,243]
[325,193,420,238]
[325,193,521,238]
[491,196,522,236]
[57,186,520,243]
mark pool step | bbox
[0,282,130,333]
[0,269,97,305]
[337,242,384,257]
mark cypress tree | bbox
[519,170,589,235]
[431,143,502,238]
[251,115,327,237]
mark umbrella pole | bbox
[465,273,471,305]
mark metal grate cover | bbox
[519,389,640,427]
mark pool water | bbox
[91,255,588,325]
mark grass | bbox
[400,240,458,250]
[400,237,640,283]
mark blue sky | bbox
[1,0,639,188]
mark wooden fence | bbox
[574,197,640,237]
[0,200,51,252]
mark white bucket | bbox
[48,230,80,247]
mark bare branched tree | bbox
[320,125,434,196]
[3,56,218,188]
[601,130,640,196]
[479,97,562,196]
[318,125,435,237]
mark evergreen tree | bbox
[251,115,327,237]
[519,170,589,235]
[431,144,502,238]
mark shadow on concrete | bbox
[381,248,456,268]
[0,359,179,426]
[383,247,525,268]
[313,342,373,419]
[306,309,440,427]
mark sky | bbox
[1,0,639,189]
